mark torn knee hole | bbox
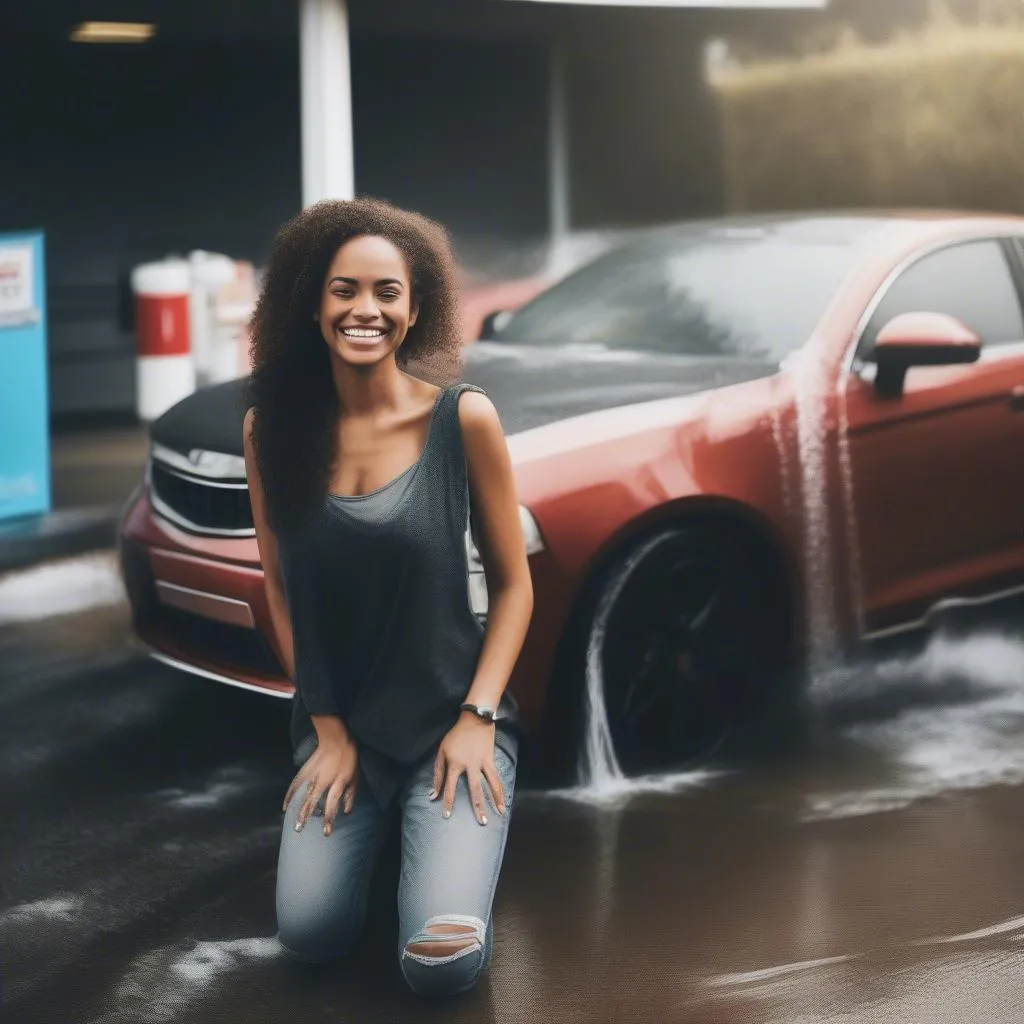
[404,915,485,962]
[405,935,477,958]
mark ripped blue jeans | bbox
[275,745,516,997]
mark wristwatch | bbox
[460,702,498,723]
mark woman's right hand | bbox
[283,719,360,836]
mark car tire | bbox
[564,521,797,781]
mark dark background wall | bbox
[0,32,548,420]
[0,42,302,419]
[352,36,549,250]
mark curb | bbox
[0,506,121,575]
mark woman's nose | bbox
[352,299,381,320]
[343,285,376,314]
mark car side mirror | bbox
[869,311,982,398]
[479,309,513,340]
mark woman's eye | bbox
[378,291,398,301]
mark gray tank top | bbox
[280,383,520,808]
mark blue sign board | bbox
[0,231,50,521]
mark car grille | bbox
[149,460,255,536]
[121,533,284,681]
[156,604,284,679]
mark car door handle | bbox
[1012,385,1024,412]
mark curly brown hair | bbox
[248,197,463,537]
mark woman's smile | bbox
[338,324,391,347]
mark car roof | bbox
[630,208,1024,248]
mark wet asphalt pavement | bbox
[2,554,1024,1024]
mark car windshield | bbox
[494,219,889,361]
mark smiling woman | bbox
[248,198,464,538]
[244,197,533,996]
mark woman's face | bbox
[316,234,418,367]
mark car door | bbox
[840,237,1024,637]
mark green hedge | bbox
[712,30,1024,214]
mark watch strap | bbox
[460,702,498,722]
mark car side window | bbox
[857,240,1024,360]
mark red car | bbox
[119,212,1024,779]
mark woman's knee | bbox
[277,906,364,964]
[278,926,362,964]
[399,914,487,997]
[275,840,376,963]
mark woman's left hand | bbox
[431,713,506,824]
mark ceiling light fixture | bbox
[69,22,157,44]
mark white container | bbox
[188,250,236,386]
[211,300,252,383]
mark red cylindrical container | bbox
[131,260,196,420]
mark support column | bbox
[547,48,572,276]
[299,0,355,207]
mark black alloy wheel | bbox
[588,525,790,776]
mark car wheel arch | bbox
[570,496,800,639]
[535,495,804,777]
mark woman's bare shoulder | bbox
[456,388,499,432]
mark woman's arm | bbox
[429,390,536,823]
[458,390,535,711]
[244,407,357,830]
[242,409,349,744]
[243,406,296,680]
[431,390,533,823]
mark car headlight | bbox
[466,505,545,616]
[466,504,546,571]
[519,505,546,556]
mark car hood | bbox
[462,342,778,436]
[150,377,253,459]
[148,343,780,458]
